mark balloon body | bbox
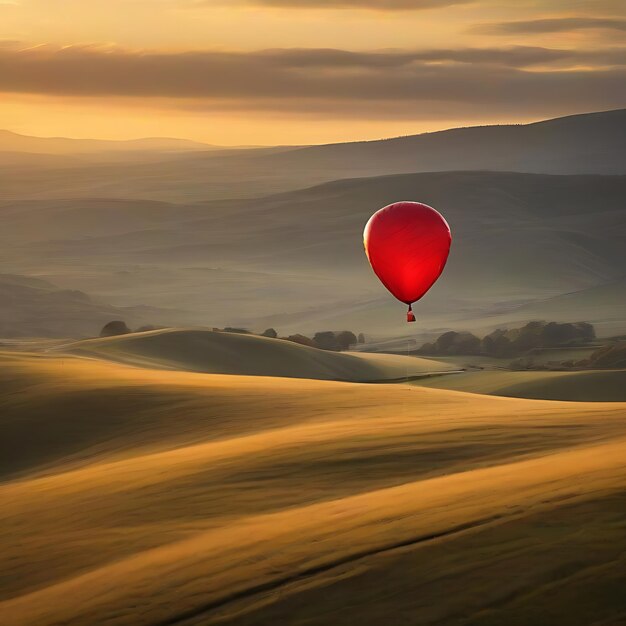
[364,201,451,305]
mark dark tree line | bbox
[418,321,595,358]
[99,321,364,352]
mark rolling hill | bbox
[57,328,626,401]
[0,274,131,338]
[60,328,454,381]
[0,109,623,203]
[2,170,622,337]
[412,369,626,402]
[0,274,190,338]
[0,129,215,155]
[0,108,623,339]
[1,351,625,624]
[262,108,626,177]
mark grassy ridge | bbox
[60,328,454,381]
[412,368,626,401]
[1,352,625,624]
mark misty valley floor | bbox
[1,346,626,625]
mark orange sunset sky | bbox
[0,0,624,144]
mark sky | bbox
[0,0,624,144]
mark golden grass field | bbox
[413,368,626,402]
[1,332,626,625]
[59,328,456,381]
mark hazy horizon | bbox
[0,107,626,148]
[2,106,624,146]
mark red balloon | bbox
[364,201,451,310]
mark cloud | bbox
[214,0,473,9]
[260,46,626,68]
[0,43,623,118]
[478,17,626,35]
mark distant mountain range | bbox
[0,274,190,338]
[0,109,624,202]
[0,130,215,155]
[2,169,624,337]
[0,108,624,338]
[263,108,626,176]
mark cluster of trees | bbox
[100,321,163,337]
[418,321,595,358]
[99,320,365,352]
[201,326,365,351]
[263,329,363,351]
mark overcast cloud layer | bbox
[0,0,623,142]
[0,44,624,117]
[227,0,472,8]
[479,17,626,35]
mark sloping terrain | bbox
[0,129,214,155]
[60,328,453,381]
[482,278,626,338]
[262,108,626,178]
[412,368,626,402]
[585,341,626,369]
[0,274,138,338]
[1,109,623,203]
[2,171,624,337]
[0,352,625,625]
[1,108,623,338]
[0,274,189,338]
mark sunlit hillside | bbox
[1,349,625,625]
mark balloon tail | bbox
[407,304,416,323]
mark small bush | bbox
[285,334,315,347]
[100,320,131,337]
[336,331,357,350]
[313,331,338,351]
